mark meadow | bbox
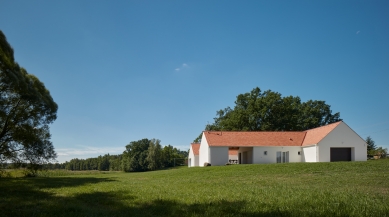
[1,160,388,217]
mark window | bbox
[276,152,281,163]
[264,151,267,155]
[298,151,301,155]
[277,151,289,163]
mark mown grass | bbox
[1,160,388,217]
[0,169,115,178]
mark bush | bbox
[0,169,11,178]
[204,163,211,167]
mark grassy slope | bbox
[1,160,388,217]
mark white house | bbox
[195,121,366,166]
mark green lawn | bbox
[1,160,388,217]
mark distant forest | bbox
[4,139,188,172]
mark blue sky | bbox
[1,1,388,162]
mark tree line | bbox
[41,139,188,172]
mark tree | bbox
[146,139,162,170]
[0,30,58,170]
[161,144,187,167]
[375,147,388,159]
[366,136,387,159]
[122,138,150,172]
[366,136,376,154]
[200,87,341,135]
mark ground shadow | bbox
[0,176,358,217]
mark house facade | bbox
[190,121,366,167]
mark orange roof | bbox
[202,121,343,147]
[228,149,238,155]
[302,121,342,146]
[203,131,306,147]
[191,143,200,155]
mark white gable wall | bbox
[317,122,367,162]
[188,147,199,167]
[253,146,302,164]
[302,146,317,162]
[194,155,199,166]
[188,147,195,167]
[199,133,210,167]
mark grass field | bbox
[1,160,388,217]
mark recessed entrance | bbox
[330,148,351,162]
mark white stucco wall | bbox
[317,122,366,162]
[302,146,317,162]
[188,147,195,167]
[252,146,302,164]
[199,133,210,167]
[229,155,238,161]
[194,155,199,166]
[209,146,229,166]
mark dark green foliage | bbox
[53,139,188,172]
[122,138,151,172]
[0,30,57,168]
[193,133,202,143]
[60,154,122,171]
[366,136,376,153]
[161,145,187,167]
[204,87,341,133]
[122,139,188,172]
[146,139,162,171]
[366,136,388,159]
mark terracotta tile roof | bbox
[302,121,342,146]
[228,149,238,155]
[202,121,343,147]
[203,131,306,147]
[191,143,200,155]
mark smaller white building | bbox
[188,143,200,167]
[196,121,367,166]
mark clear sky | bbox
[1,1,388,162]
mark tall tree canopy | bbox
[0,30,58,167]
[195,87,341,142]
[121,138,188,172]
[122,138,151,172]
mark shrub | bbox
[204,162,211,167]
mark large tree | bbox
[122,138,151,172]
[195,87,341,142]
[0,30,58,168]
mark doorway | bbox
[277,151,289,163]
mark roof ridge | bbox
[303,120,343,132]
[203,130,307,133]
[300,131,307,146]
[302,121,342,146]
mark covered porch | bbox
[228,147,253,164]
